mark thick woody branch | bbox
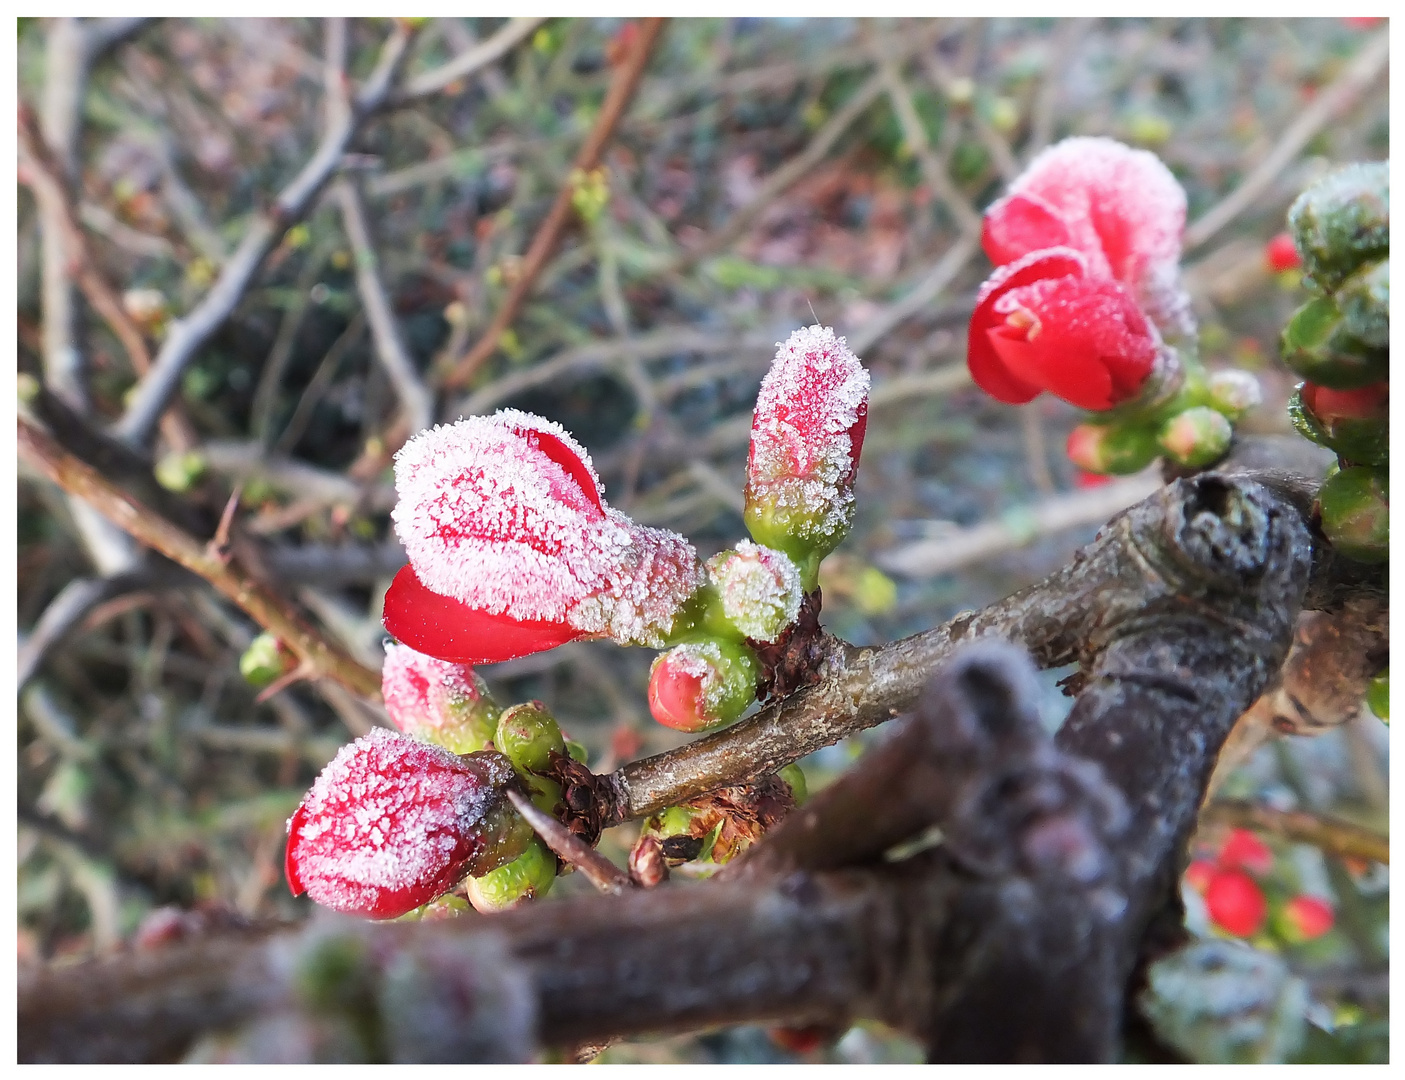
[17,474,1312,1063]
[601,471,1318,824]
[114,24,415,447]
[18,416,381,701]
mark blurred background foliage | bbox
[15,17,1388,1063]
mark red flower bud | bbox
[648,639,759,732]
[385,410,702,663]
[1282,895,1335,941]
[1204,868,1268,938]
[1300,381,1389,426]
[1265,232,1303,274]
[1218,827,1273,876]
[380,643,500,754]
[969,249,1162,410]
[285,729,525,919]
[981,136,1190,334]
[744,326,869,577]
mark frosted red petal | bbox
[970,249,1157,410]
[381,642,483,735]
[746,325,870,537]
[285,728,511,919]
[983,137,1190,334]
[391,410,702,652]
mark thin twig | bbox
[1183,28,1388,251]
[1201,800,1388,866]
[444,18,667,388]
[397,17,547,102]
[18,416,382,701]
[505,789,634,896]
[331,178,434,434]
[114,22,416,447]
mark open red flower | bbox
[385,410,701,664]
[285,729,520,919]
[968,248,1161,410]
[982,136,1189,334]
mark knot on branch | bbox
[1168,475,1274,583]
[752,588,830,702]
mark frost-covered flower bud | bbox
[705,541,802,643]
[1206,370,1262,422]
[1318,465,1389,564]
[285,730,531,919]
[1065,421,1159,475]
[385,410,703,664]
[648,639,759,732]
[1158,406,1232,468]
[465,838,556,913]
[1287,162,1388,292]
[744,326,869,588]
[381,642,501,755]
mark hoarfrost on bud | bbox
[705,540,803,643]
[386,409,703,662]
[744,325,869,570]
[285,728,521,919]
[381,642,499,753]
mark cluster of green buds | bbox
[1279,162,1389,566]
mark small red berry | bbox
[1184,858,1217,893]
[1204,869,1268,938]
[1265,232,1302,273]
[1218,827,1273,875]
[1283,895,1335,941]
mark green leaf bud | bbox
[1279,295,1388,389]
[778,763,808,805]
[1207,370,1263,422]
[1366,667,1388,723]
[1287,161,1389,292]
[464,838,556,913]
[1065,421,1160,475]
[494,701,565,774]
[1335,256,1389,349]
[239,632,293,688]
[1158,407,1233,468]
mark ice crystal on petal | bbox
[391,410,701,644]
[381,642,483,730]
[983,137,1192,336]
[286,728,510,918]
[746,325,870,547]
[706,541,802,643]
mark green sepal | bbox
[1336,257,1389,349]
[1279,296,1387,389]
[1318,465,1389,564]
[465,837,556,913]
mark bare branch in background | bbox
[1184,28,1389,250]
[114,23,416,448]
[19,416,382,701]
[397,17,548,102]
[444,18,667,388]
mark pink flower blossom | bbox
[380,642,499,754]
[384,410,702,664]
[968,249,1161,410]
[285,729,520,919]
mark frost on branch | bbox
[385,409,703,663]
[744,325,870,580]
[285,729,527,919]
